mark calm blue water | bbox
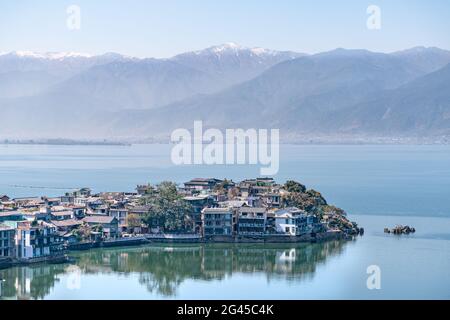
[0,214,449,300]
[1,144,449,217]
[1,144,450,299]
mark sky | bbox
[0,0,449,58]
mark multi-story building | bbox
[274,207,323,236]
[263,193,282,208]
[274,207,308,236]
[73,188,91,198]
[60,192,75,204]
[184,194,214,233]
[109,208,129,232]
[15,221,64,260]
[0,211,26,223]
[50,210,74,221]
[184,178,223,192]
[236,207,267,236]
[43,197,61,207]
[50,219,83,233]
[70,205,86,219]
[201,208,233,237]
[136,185,152,195]
[87,202,108,215]
[74,197,89,206]
[82,216,119,238]
[0,224,15,258]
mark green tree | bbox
[73,223,93,242]
[283,188,327,214]
[213,179,233,194]
[284,180,307,193]
[126,214,142,229]
[141,181,193,233]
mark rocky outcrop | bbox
[384,225,416,235]
[282,181,361,237]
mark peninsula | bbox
[0,178,361,268]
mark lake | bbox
[1,214,450,300]
[0,144,450,299]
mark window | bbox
[285,227,290,233]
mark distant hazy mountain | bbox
[0,51,131,98]
[172,42,305,91]
[0,44,303,110]
[392,46,450,74]
[1,46,449,141]
[107,48,438,137]
[327,63,450,136]
[0,51,132,75]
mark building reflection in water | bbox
[0,240,352,299]
[0,263,66,300]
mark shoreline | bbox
[2,135,450,147]
[69,230,351,249]
[0,231,354,269]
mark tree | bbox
[73,223,93,242]
[284,180,306,193]
[141,181,193,233]
[126,214,142,229]
[213,179,233,195]
[227,187,239,200]
[282,187,327,215]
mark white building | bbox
[15,221,63,260]
[274,207,308,236]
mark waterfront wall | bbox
[0,255,68,269]
[0,257,12,270]
[67,231,348,250]
[1,232,351,267]
[205,230,346,243]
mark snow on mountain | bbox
[0,44,305,107]
[186,42,299,58]
[0,51,93,60]
[4,45,449,141]
[0,51,133,99]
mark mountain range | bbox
[1,44,449,142]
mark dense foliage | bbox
[282,180,359,234]
[140,181,193,233]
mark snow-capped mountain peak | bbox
[1,51,94,60]
[210,42,242,53]
[186,43,289,58]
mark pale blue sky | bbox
[0,0,449,58]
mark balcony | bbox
[238,222,265,228]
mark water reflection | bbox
[0,240,350,299]
[0,264,66,300]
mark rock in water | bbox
[385,225,416,235]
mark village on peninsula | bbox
[0,177,362,268]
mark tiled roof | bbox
[50,219,82,228]
[83,216,117,224]
[0,223,14,231]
